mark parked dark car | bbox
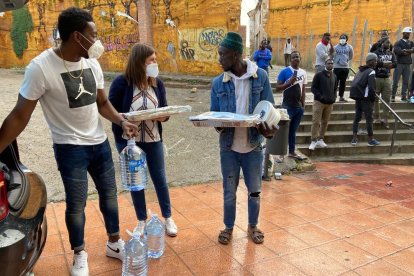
[0,141,47,276]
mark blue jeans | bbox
[286,107,304,154]
[116,141,171,221]
[220,147,263,229]
[53,139,119,251]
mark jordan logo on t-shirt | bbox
[75,77,93,100]
[61,68,97,108]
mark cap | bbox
[402,27,412,33]
[366,52,378,62]
[219,32,244,54]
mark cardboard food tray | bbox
[125,105,192,121]
[189,112,261,127]
[191,120,259,127]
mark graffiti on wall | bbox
[102,32,139,51]
[179,27,227,62]
[198,28,225,51]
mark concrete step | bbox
[295,129,414,144]
[297,140,414,157]
[302,102,413,112]
[297,119,414,132]
[302,109,414,121]
[312,153,414,165]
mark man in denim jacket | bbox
[210,32,276,245]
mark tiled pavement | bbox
[33,162,414,275]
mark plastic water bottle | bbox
[145,213,165,258]
[120,139,148,191]
[122,230,148,276]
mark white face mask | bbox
[339,39,346,45]
[78,33,105,59]
[146,63,159,78]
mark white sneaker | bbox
[133,220,146,235]
[317,139,328,148]
[165,217,178,237]
[71,250,89,276]
[308,141,318,150]
[106,239,125,261]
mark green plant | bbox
[10,5,34,58]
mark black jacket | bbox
[108,75,168,144]
[350,66,376,102]
[374,48,396,78]
[311,70,337,104]
[393,39,414,64]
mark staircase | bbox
[160,73,414,165]
[291,81,414,165]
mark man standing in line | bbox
[309,58,337,150]
[391,27,414,102]
[253,40,272,74]
[373,38,396,128]
[211,32,277,245]
[315,33,334,73]
[333,33,354,102]
[276,51,307,160]
[0,7,138,276]
[370,30,393,52]
[350,53,380,146]
[266,38,274,69]
[284,37,294,67]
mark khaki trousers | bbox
[311,100,333,141]
[374,77,391,120]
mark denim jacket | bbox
[210,67,274,150]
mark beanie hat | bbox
[219,32,244,54]
[366,52,378,62]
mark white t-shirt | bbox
[19,48,106,145]
[284,42,293,54]
[129,86,160,143]
[227,59,257,153]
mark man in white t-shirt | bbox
[284,37,294,67]
[0,7,137,276]
[276,51,307,160]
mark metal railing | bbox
[348,67,414,156]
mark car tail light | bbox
[0,170,9,221]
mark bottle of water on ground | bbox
[120,139,148,191]
[122,229,148,276]
[146,213,165,258]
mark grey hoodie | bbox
[333,43,354,68]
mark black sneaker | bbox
[368,139,380,146]
[351,138,358,146]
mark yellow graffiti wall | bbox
[266,0,412,68]
[151,0,240,76]
[0,0,240,76]
[0,0,141,71]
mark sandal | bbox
[288,153,306,161]
[248,226,264,244]
[218,228,233,245]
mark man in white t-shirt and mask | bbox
[0,7,137,276]
[211,32,277,245]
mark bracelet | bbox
[120,119,127,127]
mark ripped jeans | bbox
[220,147,263,229]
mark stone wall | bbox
[151,0,240,75]
[0,0,240,76]
[265,0,412,68]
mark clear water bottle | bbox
[122,230,148,276]
[120,139,148,191]
[145,213,165,258]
